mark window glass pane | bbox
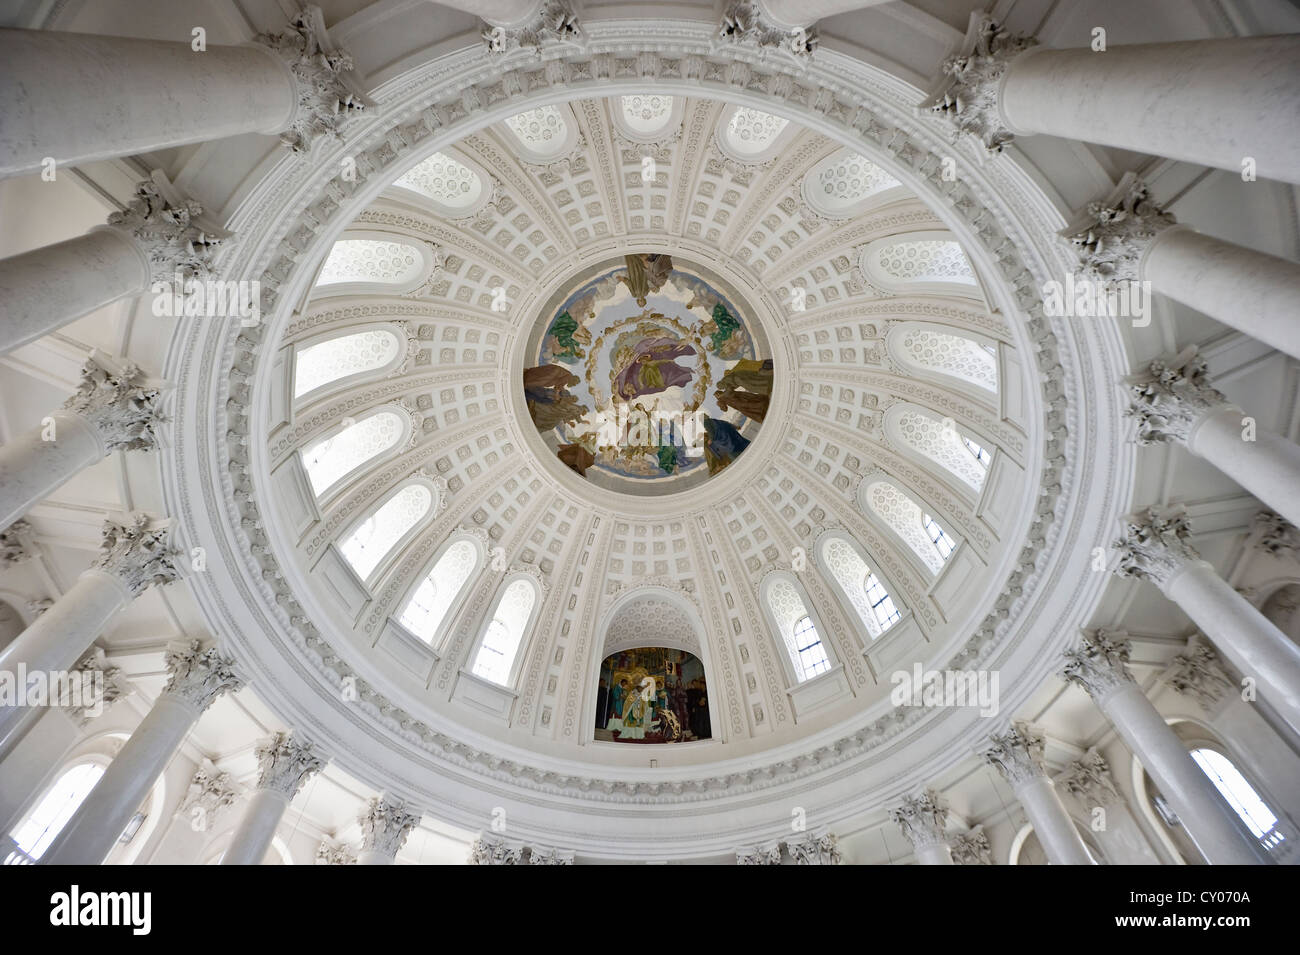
[471,580,536,685]
[398,540,479,643]
[12,763,105,860]
[793,615,830,678]
[864,572,902,630]
[294,329,401,398]
[1190,748,1280,842]
[924,513,955,561]
[339,484,433,580]
[303,411,404,497]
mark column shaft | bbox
[0,229,150,355]
[40,695,197,865]
[1186,410,1300,531]
[913,843,954,865]
[1100,683,1268,864]
[221,788,290,865]
[1014,776,1095,865]
[1001,37,1300,184]
[1145,229,1300,362]
[0,411,106,529]
[356,848,394,865]
[0,570,128,753]
[1163,561,1300,738]
[0,30,294,177]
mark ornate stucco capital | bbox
[1123,346,1234,446]
[1060,173,1177,283]
[890,788,951,851]
[1060,628,1135,704]
[63,351,165,453]
[1113,505,1203,587]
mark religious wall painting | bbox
[595,647,711,744]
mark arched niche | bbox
[584,586,722,746]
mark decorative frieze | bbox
[90,514,180,598]
[922,15,1037,152]
[1061,173,1177,283]
[1123,346,1234,447]
[1060,628,1135,703]
[254,6,372,153]
[982,721,1047,787]
[64,353,165,454]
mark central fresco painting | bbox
[523,255,772,492]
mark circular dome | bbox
[522,255,772,494]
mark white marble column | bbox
[0,353,163,528]
[1058,749,1163,865]
[983,722,1096,865]
[40,641,241,865]
[889,789,955,865]
[925,15,1300,183]
[356,795,418,865]
[1123,349,1300,531]
[1061,175,1300,362]
[1061,629,1269,865]
[221,731,323,865]
[0,173,225,356]
[0,515,178,755]
[0,7,367,177]
[1115,507,1300,738]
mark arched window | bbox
[398,539,480,644]
[802,149,900,217]
[792,616,830,678]
[302,410,405,497]
[889,323,998,393]
[10,762,104,860]
[471,579,537,686]
[1190,748,1285,851]
[818,534,903,639]
[923,513,955,561]
[724,107,789,156]
[294,328,403,399]
[891,408,989,492]
[338,483,435,581]
[504,106,572,159]
[620,94,675,135]
[963,436,991,468]
[316,239,426,288]
[864,480,952,574]
[393,152,484,210]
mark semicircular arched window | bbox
[895,410,989,492]
[338,482,435,582]
[302,410,405,498]
[398,539,480,644]
[294,328,403,399]
[620,94,675,135]
[803,150,900,216]
[893,324,998,393]
[821,534,902,638]
[10,762,105,861]
[393,152,484,210]
[471,579,538,686]
[316,239,425,288]
[865,480,952,574]
[725,107,789,157]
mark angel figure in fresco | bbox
[714,386,769,423]
[619,253,674,306]
[612,336,696,400]
[702,416,751,476]
[542,310,591,364]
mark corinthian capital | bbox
[359,796,419,859]
[950,826,992,865]
[90,514,181,598]
[64,352,165,453]
[254,731,324,798]
[1254,510,1300,559]
[1113,506,1203,587]
[254,6,373,152]
[1123,346,1234,446]
[890,789,950,852]
[1164,641,1234,712]
[527,844,575,865]
[921,14,1037,152]
[179,761,240,826]
[1059,748,1122,808]
[735,843,782,865]
[161,640,242,713]
[787,830,841,865]
[982,721,1047,787]
[1060,628,1135,703]
[481,1,581,55]
[469,833,525,864]
[315,840,356,865]
[105,171,226,283]
[1061,173,1177,283]
[0,519,36,566]
[718,2,818,58]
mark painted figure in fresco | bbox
[595,677,609,730]
[702,416,751,475]
[523,363,581,392]
[612,335,696,400]
[528,389,587,431]
[717,358,774,395]
[704,302,740,353]
[687,679,710,740]
[557,438,596,476]
[619,253,674,306]
[714,386,769,423]
[620,683,647,740]
[543,310,590,363]
[607,678,628,736]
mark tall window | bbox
[338,483,434,581]
[398,539,479,643]
[1190,748,1285,850]
[863,572,901,629]
[11,763,104,860]
[923,513,955,561]
[865,481,949,574]
[302,410,404,497]
[793,615,831,678]
[471,579,537,686]
[963,436,991,468]
[294,329,401,399]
